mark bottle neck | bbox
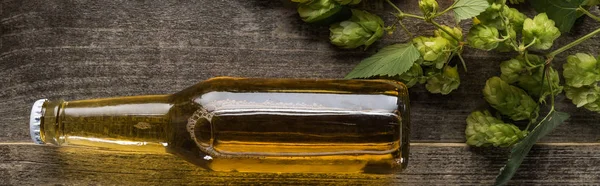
[40,95,173,151]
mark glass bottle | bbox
[29,77,410,174]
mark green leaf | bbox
[529,0,587,33]
[453,0,490,23]
[345,43,421,79]
[495,111,570,186]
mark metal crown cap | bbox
[30,99,47,144]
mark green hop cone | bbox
[398,63,426,88]
[522,13,561,50]
[413,36,451,69]
[517,66,562,102]
[483,77,540,121]
[499,56,526,84]
[334,0,361,5]
[467,25,500,51]
[476,3,504,29]
[434,26,463,47]
[419,0,439,18]
[486,123,528,147]
[563,53,600,88]
[298,0,342,23]
[565,86,600,107]
[500,55,562,101]
[505,7,526,31]
[425,65,460,95]
[329,9,384,49]
[584,99,600,112]
[465,110,527,147]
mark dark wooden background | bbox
[1,0,599,185]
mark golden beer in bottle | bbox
[29,77,410,173]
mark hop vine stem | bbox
[384,0,460,42]
[546,27,600,58]
[578,7,600,22]
[433,0,459,18]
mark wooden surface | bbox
[2,143,600,185]
[1,0,600,185]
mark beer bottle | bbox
[29,77,410,174]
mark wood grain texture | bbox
[1,0,600,184]
[1,0,600,143]
[1,143,599,185]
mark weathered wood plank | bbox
[1,0,600,144]
[1,143,599,185]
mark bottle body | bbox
[34,77,410,174]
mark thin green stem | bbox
[433,0,459,18]
[385,0,403,14]
[547,27,600,58]
[523,37,538,49]
[546,66,556,110]
[398,21,414,39]
[578,7,600,22]
[430,20,461,42]
[457,50,467,72]
[523,51,536,67]
[403,13,426,20]
[526,110,554,132]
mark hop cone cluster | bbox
[563,53,600,112]
[398,64,426,88]
[466,110,527,147]
[467,25,500,51]
[425,65,460,95]
[418,0,439,18]
[500,54,562,102]
[297,0,343,23]
[413,36,451,69]
[329,9,384,49]
[522,13,561,50]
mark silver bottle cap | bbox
[30,99,47,144]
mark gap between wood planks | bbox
[1,142,600,146]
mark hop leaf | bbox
[500,55,562,101]
[398,63,426,88]
[329,9,384,49]
[413,36,451,69]
[483,77,540,121]
[425,65,460,95]
[453,0,490,22]
[565,86,600,107]
[297,0,343,23]
[334,0,361,5]
[467,24,500,51]
[563,53,600,88]
[434,25,463,47]
[465,110,527,147]
[419,0,439,18]
[522,13,561,50]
